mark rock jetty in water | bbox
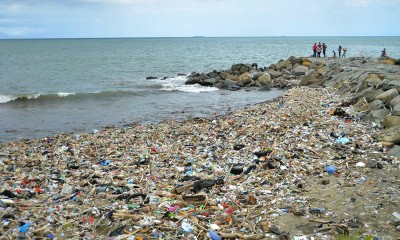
[1,56,399,239]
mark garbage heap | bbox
[1,74,400,239]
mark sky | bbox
[0,0,399,39]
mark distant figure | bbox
[252,63,258,69]
[313,43,317,57]
[338,46,342,58]
[332,50,337,58]
[360,51,365,58]
[317,44,322,58]
[342,47,347,58]
[322,43,327,57]
[381,48,387,57]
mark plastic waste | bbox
[19,222,31,233]
[336,137,350,144]
[209,230,222,240]
[181,221,194,233]
[325,165,336,175]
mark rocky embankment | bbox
[185,56,400,157]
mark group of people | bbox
[312,42,327,57]
[312,43,388,59]
[313,42,348,58]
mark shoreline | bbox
[1,56,399,239]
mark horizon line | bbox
[1,35,399,41]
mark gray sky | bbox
[0,0,399,38]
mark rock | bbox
[302,59,312,67]
[239,65,251,74]
[382,79,400,91]
[276,60,290,70]
[252,72,265,80]
[185,77,202,85]
[388,145,400,158]
[375,89,399,103]
[223,79,239,88]
[377,125,400,144]
[367,100,384,112]
[146,76,158,80]
[203,78,216,85]
[393,103,400,116]
[364,88,384,102]
[266,69,283,79]
[256,73,271,86]
[219,72,229,80]
[226,74,239,82]
[390,96,400,108]
[367,160,377,168]
[367,109,390,124]
[316,66,329,75]
[382,116,400,128]
[299,70,321,86]
[292,65,309,76]
[238,72,252,82]
[231,64,242,72]
[380,57,396,65]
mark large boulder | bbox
[203,78,216,85]
[239,65,251,74]
[377,125,400,144]
[223,79,239,89]
[226,74,239,81]
[316,65,329,75]
[185,77,202,85]
[381,79,400,91]
[375,89,399,103]
[252,72,265,80]
[299,70,321,86]
[292,65,309,76]
[256,73,272,87]
[393,103,400,116]
[382,115,400,128]
[390,95,400,108]
[367,109,390,124]
[367,100,384,112]
[302,58,312,67]
[231,64,242,72]
[266,69,283,79]
[388,145,400,158]
[219,72,229,80]
[364,88,384,102]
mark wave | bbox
[153,76,218,93]
[0,91,144,104]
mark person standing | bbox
[317,44,322,57]
[342,47,347,58]
[312,43,317,57]
[322,43,327,57]
[338,46,342,58]
[381,48,387,57]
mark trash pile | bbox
[1,87,399,239]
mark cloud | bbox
[0,27,46,37]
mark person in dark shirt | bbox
[322,43,327,57]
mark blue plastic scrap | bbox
[19,222,31,233]
[336,137,350,144]
[209,230,222,240]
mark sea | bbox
[1,36,399,143]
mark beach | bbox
[1,56,400,239]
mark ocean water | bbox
[1,37,399,143]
